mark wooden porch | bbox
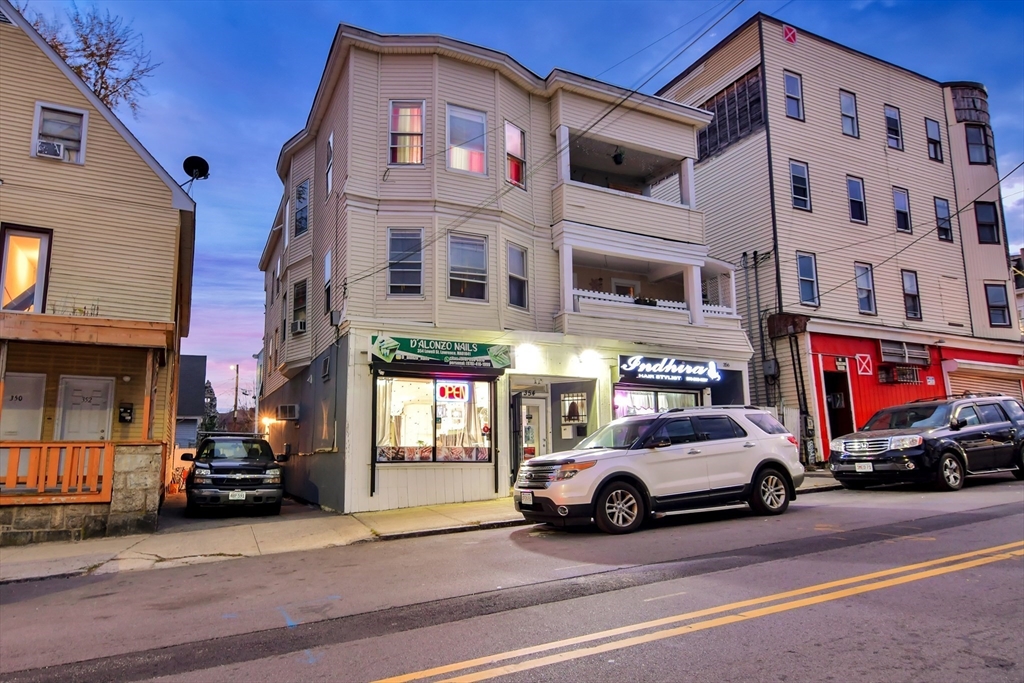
[1,442,115,505]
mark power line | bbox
[342,0,749,293]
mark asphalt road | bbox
[1,476,1022,683]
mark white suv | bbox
[514,406,804,534]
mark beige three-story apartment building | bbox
[258,25,753,513]
[0,1,196,543]
[659,13,1023,463]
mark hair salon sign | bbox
[618,355,723,385]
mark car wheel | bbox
[184,499,199,518]
[1013,447,1024,481]
[594,482,645,534]
[840,480,868,490]
[749,468,790,515]
[266,500,283,516]
[935,453,964,491]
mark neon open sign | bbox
[436,382,469,402]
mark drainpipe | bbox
[753,250,767,404]
[741,253,756,404]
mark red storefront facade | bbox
[810,332,1024,460]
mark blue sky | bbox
[24,0,1024,405]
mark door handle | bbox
[743,442,757,448]
[980,432,990,439]
[688,449,702,455]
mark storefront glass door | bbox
[522,398,548,460]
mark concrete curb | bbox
[373,518,532,541]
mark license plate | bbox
[228,491,246,501]
[520,491,533,506]
[855,462,873,473]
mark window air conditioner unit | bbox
[879,340,930,366]
[291,319,306,334]
[37,140,64,159]
[277,404,299,420]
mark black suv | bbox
[181,434,289,515]
[829,394,1024,491]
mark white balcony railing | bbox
[573,289,735,317]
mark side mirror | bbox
[950,418,966,431]
[180,453,194,461]
[648,436,672,449]
[275,454,290,463]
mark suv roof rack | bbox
[197,431,266,439]
[665,405,761,413]
[909,392,1009,403]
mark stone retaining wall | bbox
[0,443,163,546]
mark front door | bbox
[56,376,114,441]
[823,371,855,447]
[522,398,549,461]
[1,373,46,440]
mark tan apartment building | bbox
[659,13,1023,464]
[258,25,753,513]
[0,1,196,544]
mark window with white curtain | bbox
[447,105,487,175]
[389,101,424,165]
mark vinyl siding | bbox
[347,48,380,200]
[553,182,705,244]
[0,22,179,322]
[558,308,752,357]
[374,215,434,323]
[378,55,433,200]
[661,21,761,106]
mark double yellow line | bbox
[374,540,1024,683]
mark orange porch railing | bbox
[0,442,115,505]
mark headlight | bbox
[889,435,923,450]
[555,461,597,480]
[265,468,282,484]
[192,469,211,483]
[829,439,846,453]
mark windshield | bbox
[576,418,656,450]
[864,405,951,431]
[197,439,274,460]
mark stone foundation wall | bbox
[0,443,164,546]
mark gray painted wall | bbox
[549,379,597,453]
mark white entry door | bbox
[522,398,549,460]
[1,373,47,440]
[56,376,114,441]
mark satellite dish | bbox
[182,156,210,180]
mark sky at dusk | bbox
[20,0,1024,408]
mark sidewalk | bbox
[0,472,840,584]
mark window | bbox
[796,252,819,306]
[696,67,764,159]
[651,418,698,445]
[449,233,487,300]
[284,199,289,249]
[789,161,810,210]
[965,124,989,164]
[325,132,334,195]
[847,176,867,223]
[1,226,51,312]
[504,121,526,188]
[855,263,875,314]
[281,293,287,341]
[387,228,423,296]
[955,405,981,426]
[840,91,858,137]
[694,415,746,440]
[294,180,309,236]
[292,280,307,332]
[33,105,86,163]
[323,250,332,314]
[925,119,942,161]
[447,105,486,175]
[975,202,999,244]
[934,198,953,241]
[893,187,911,233]
[375,377,493,462]
[977,403,1009,424]
[784,72,803,120]
[389,101,424,165]
[745,413,789,435]
[884,105,902,149]
[275,257,281,296]
[902,270,921,320]
[984,284,1010,327]
[507,243,527,309]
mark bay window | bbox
[505,121,525,187]
[449,233,487,300]
[390,101,424,165]
[447,105,486,175]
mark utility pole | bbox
[230,364,239,423]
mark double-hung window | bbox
[294,180,309,236]
[796,252,819,306]
[902,270,921,320]
[505,122,526,188]
[984,284,1010,327]
[975,202,999,244]
[34,105,86,163]
[323,250,332,314]
[389,101,424,165]
[847,176,867,223]
[292,281,307,333]
[854,262,875,314]
[925,119,942,161]
[892,187,911,232]
[965,124,989,164]
[449,233,487,300]
[789,161,810,210]
[840,91,858,137]
[784,72,803,120]
[934,198,952,241]
[325,132,334,195]
[507,243,528,309]
[1,225,51,313]
[387,228,424,296]
[281,293,287,341]
[447,105,487,175]
[884,105,903,149]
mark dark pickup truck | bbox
[181,434,289,515]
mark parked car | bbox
[181,434,289,515]
[829,394,1024,491]
[513,407,804,534]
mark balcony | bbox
[1,442,115,505]
[552,133,703,244]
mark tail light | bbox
[785,435,799,447]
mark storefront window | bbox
[657,392,698,411]
[376,377,492,462]
[614,389,699,418]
